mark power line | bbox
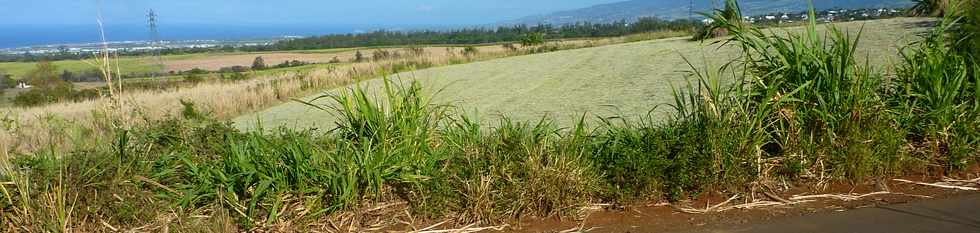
[147,9,163,76]
[689,0,694,19]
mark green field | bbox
[0,57,157,79]
[0,53,225,79]
[234,17,931,130]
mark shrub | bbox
[405,47,426,57]
[502,43,517,51]
[183,73,204,83]
[12,82,96,107]
[0,72,14,89]
[354,50,366,62]
[462,46,479,57]
[251,56,267,70]
[219,65,250,73]
[520,32,545,47]
[221,72,249,81]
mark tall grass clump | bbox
[436,116,600,223]
[694,0,745,40]
[686,1,909,184]
[305,77,452,214]
[895,8,980,170]
[911,0,954,17]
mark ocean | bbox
[0,24,369,49]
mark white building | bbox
[15,82,32,89]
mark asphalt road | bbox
[687,194,980,233]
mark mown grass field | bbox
[235,17,932,130]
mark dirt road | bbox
[683,193,980,233]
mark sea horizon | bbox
[0,23,457,49]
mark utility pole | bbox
[147,9,163,76]
[689,0,694,19]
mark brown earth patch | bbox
[505,173,980,233]
[160,41,587,72]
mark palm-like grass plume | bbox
[695,0,745,40]
[911,0,953,17]
[896,4,980,168]
[686,1,905,180]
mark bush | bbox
[183,73,204,83]
[220,72,249,81]
[462,46,479,57]
[218,66,251,73]
[251,56,267,70]
[0,72,14,89]
[12,82,84,107]
[183,68,208,75]
[502,43,517,51]
[405,47,426,57]
[520,32,545,47]
[354,50,366,62]
[274,60,310,68]
[372,49,402,61]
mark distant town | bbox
[740,7,905,24]
[0,37,287,56]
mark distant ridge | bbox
[503,0,914,25]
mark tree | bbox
[520,32,545,47]
[60,70,75,82]
[26,61,65,87]
[354,50,366,62]
[462,46,479,57]
[0,70,11,92]
[251,56,267,70]
[14,63,77,107]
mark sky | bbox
[0,0,624,27]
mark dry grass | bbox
[161,40,602,72]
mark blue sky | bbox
[0,0,624,27]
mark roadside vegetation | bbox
[0,1,977,232]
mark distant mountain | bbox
[503,0,914,25]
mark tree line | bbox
[253,17,701,51]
